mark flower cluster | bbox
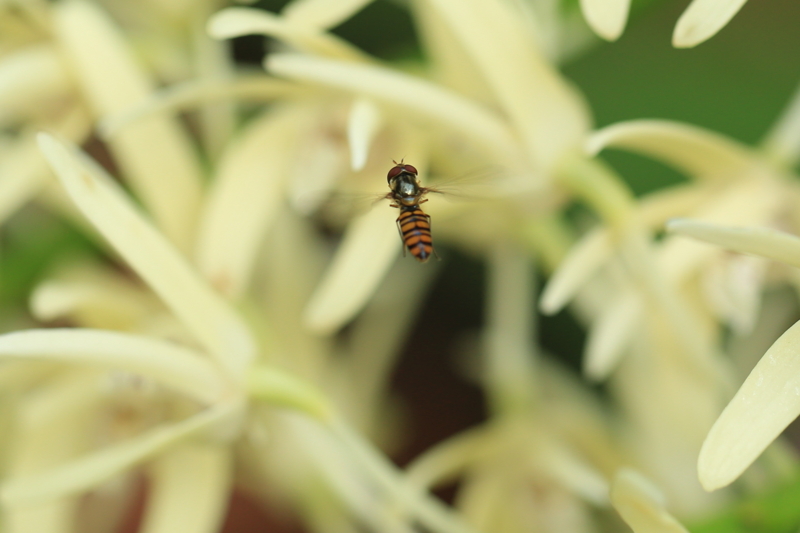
[0,1,798,533]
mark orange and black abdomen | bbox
[397,207,433,262]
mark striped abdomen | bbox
[397,207,433,263]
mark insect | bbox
[384,160,438,263]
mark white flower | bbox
[0,132,476,533]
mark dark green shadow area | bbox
[0,209,102,311]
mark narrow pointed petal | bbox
[195,106,305,299]
[587,120,755,180]
[304,206,399,334]
[658,178,780,284]
[347,98,382,171]
[0,329,225,403]
[540,228,611,315]
[54,0,203,251]
[667,220,800,269]
[610,468,690,533]
[100,76,295,138]
[0,109,89,227]
[584,292,641,381]
[580,0,630,41]
[673,0,748,48]
[37,134,256,379]
[698,319,800,490]
[208,7,367,61]
[266,53,518,161]
[1,400,242,505]
[282,0,374,29]
[140,445,231,533]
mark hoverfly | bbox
[383,160,438,263]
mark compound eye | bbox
[387,165,404,182]
[402,164,418,175]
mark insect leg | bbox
[396,218,406,257]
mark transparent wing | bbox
[309,188,392,223]
[421,165,512,201]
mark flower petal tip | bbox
[697,452,730,492]
[206,9,250,40]
[580,0,629,42]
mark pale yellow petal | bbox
[410,0,493,104]
[673,0,748,48]
[698,319,800,490]
[195,105,306,299]
[304,205,399,334]
[100,76,295,138]
[37,133,256,380]
[405,427,491,490]
[0,329,225,403]
[208,7,367,61]
[540,228,612,315]
[579,0,630,41]
[536,435,609,505]
[140,445,231,533]
[0,44,72,126]
[586,120,755,180]
[5,373,103,533]
[247,365,333,420]
[422,0,590,171]
[266,53,518,162]
[584,292,641,381]
[610,468,690,533]
[30,277,160,331]
[5,496,77,533]
[54,0,203,251]
[282,0,373,29]
[484,242,537,412]
[347,98,382,171]
[667,219,800,269]
[1,400,242,504]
